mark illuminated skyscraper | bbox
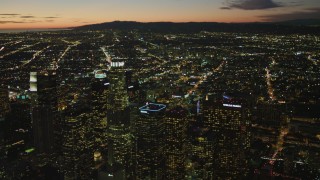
[61,105,95,180]
[134,103,166,179]
[202,94,251,179]
[164,106,188,179]
[91,70,109,151]
[106,62,132,176]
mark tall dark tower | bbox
[164,106,188,179]
[0,85,10,121]
[30,71,58,154]
[134,103,166,179]
[202,94,251,179]
[106,62,132,176]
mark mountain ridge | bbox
[73,19,320,34]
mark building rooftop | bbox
[139,103,166,114]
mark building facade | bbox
[202,95,251,179]
[134,103,166,179]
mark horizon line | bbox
[1,19,319,30]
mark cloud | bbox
[259,8,320,21]
[0,20,41,24]
[220,7,232,10]
[0,14,60,24]
[44,16,59,19]
[0,14,20,16]
[20,16,36,18]
[28,20,41,23]
[0,21,26,24]
[223,0,282,10]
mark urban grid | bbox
[0,7,320,179]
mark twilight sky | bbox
[0,0,319,29]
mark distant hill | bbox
[274,19,320,26]
[73,20,320,34]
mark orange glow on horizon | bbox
[1,0,319,30]
[0,17,260,30]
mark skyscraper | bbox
[91,70,109,152]
[61,104,95,180]
[134,103,166,179]
[30,71,58,154]
[106,62,132,176]
[202,94,251,179]
[164,106,188,179]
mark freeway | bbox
[0,42,40,59]
[0,40,22,47]
[21,46,50,68]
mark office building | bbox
[91,71,109,151]
[61,105,95,180]
[106,62,132,176]
[134,103,166,179]
[30,71,58,154]
[202,94,251,179]
[164,106,188,179]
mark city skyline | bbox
[0,0,320,179]
[0,19,319,179]
[1,0,320,29]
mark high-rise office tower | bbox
[0,92,31,156]
[32,106,54,153]
[164,106,188,179]
[0,86,10,121]
[134,103,166,179]
[106,62,132,175]
[61,105,95,180]
[202,94,251,179]
[91,70,109,151]
[30,71,58,154]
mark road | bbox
[258,124,289,178]
[100,46,112,64]
[21,46,50,68]
[187,59,226,95]
[0,40,22,47]
[265,67,277,101]
[0,42,40,59]
[54,40,81,69]
[308,55,318,66]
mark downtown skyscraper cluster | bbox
[0,29,319,179]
